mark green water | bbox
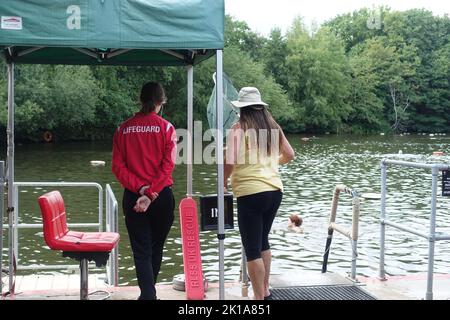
[2,134,450,286]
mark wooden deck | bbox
[4,273,109,300]
[4,271,450,300]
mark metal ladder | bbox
[322,184,360,281]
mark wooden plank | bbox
[15,275,24,292]
[35,275,54,290]
[68,274,80,290]
[52,274,70,290]
[92,274,107,288]
[18,275,38,291]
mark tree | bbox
[346,43,386,133]
[325,7,389,52]
[225,15,266,62]
[261,28,289,91]
[383,10,450,132]
[194,46,295,131]
[419,44,450,132]
[285,18,351,133]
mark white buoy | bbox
[432,151,444,156]
[90,160,106,166]
[360,193,381,200]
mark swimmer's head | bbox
[289,214,303,227]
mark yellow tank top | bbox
[231,135,283,198]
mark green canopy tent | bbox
[0,0,227,299]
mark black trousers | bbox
[237,190,283,262]
[123,186,175,300]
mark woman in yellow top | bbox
[224,87,295,300]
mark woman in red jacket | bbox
[112,82,177,300]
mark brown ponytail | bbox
[139,82,166,114]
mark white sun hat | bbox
[231,87,268,108]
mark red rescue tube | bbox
[179,197,205,300]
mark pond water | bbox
[2,133,450,286]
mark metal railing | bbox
[322,184,360,281]
[240,247,249,297]
[106,184,119,286]
[379,159,450,300]
[2,181,121,292]
[0,161,5,294]
[6,182,103,276]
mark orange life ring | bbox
[43,131,53,142]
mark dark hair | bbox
[139,82,166,114]
[239,105,280,155]
[289,214,303,227]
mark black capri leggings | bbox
[123,186,174,300]
[237,190,283,262]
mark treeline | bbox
[0,8,449,141]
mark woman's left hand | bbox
[134,195,152,213]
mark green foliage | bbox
[262,28,289,91]
[327,8,449,133]
[0,9,449,141]
[325,7,389,52]
[285,18,351,133]
[413,43,450,132]
[190,45,295,130]
[347,41,386,133]
[225,15,267,62]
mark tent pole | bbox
[187,65,193,197]
[6,62,15,292]
[215,50,225,300]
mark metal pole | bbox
[113,201,119,286]
[13,185,18,262]
[322,186,341,273]
[379,160,387,280]
[105,190,111,285]
[351,240,358,280]
[0,161,4,294]
[240,248,249,297]
[7,63,15,292]
[187,65,194,197]
[426,167,438,300]
[321,228,334,273]
[216,50,225,300]
[98,188,103,232]
[350,195,360,280]
[382,159,450,171]
[80,259,88,300]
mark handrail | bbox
[380,159,450,300]
[8,182,103,275]
[322,184,360,281]
[106,184,119,286]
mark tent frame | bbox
[4,48,226,300]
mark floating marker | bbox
[90,160,106,166]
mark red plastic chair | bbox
[38,191,120,300]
